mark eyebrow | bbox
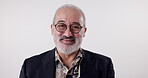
[56,20,81,25]
[72,22,81,26]
[56,20,66,24]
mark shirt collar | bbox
[55,48,83,66]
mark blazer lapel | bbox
[80,50,98,78]
[38,48,56,78]
[35,49,98,78]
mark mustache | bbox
[60,36,75,40]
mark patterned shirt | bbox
[55,49,83,78]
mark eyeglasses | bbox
[53,23,83,34]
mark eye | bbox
[56,23,67,31]
[71,25,81,30]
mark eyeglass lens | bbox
[55,23,82,33]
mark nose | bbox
[62,27,73,37]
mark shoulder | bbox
[82,49,115,77]
[20,49,55,77]
[23,49,55,68]
[26,49,54,62]
[82,49,112,65]
[83,49,111,60]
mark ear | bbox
[83,27,87,37]
[50,24,54,36]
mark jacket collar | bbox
[40,48,56,78]
[39,48,96,78]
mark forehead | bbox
[54,8,83,24]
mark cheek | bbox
[75,30,85,38]
[53,30,62,37]
[53,33,62,42]
[52,26,62,36]
[55,33,62,37]
[74,33,83,38]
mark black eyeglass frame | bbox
[53,23,84,34]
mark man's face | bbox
[51,8,86,55]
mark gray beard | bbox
[56,44,80,55]
[53,36,82,55]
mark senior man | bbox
[20,4,115,78]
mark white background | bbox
[1,0,148,78]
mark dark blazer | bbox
[20,48,115,78]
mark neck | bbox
[57,49,79,69]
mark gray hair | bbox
[53,4,86,27]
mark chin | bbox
[56,42,80,55]
[53,36,83,55]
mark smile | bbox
[61,39,75,45]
